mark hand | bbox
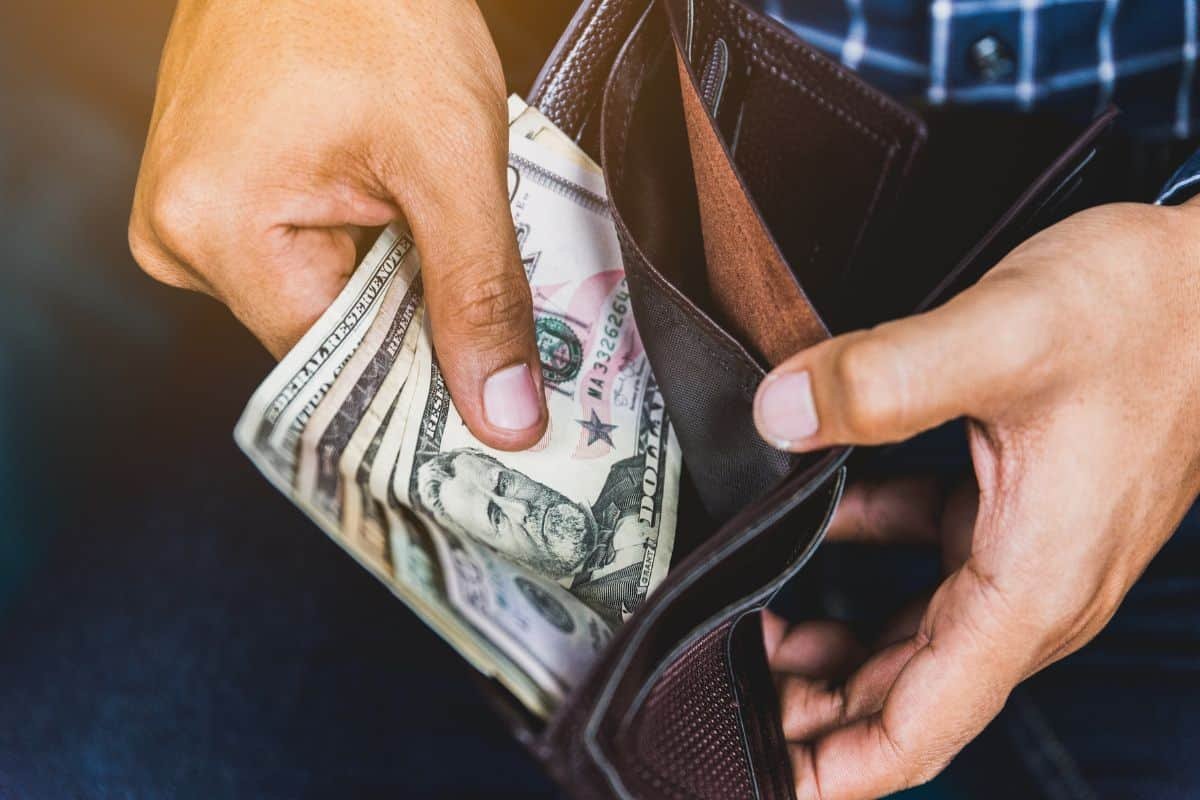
[753,199,1200,799]
[129,0,547,449]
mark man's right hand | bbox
[129,0,547,450]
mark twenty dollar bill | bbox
[234,98,681,717]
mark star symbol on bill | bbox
[577,409,618,446]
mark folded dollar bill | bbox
[234,98,682,717]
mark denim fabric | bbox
[0,6,562,798]
[0,78,559,800]
[1004,507,1200,800]
[0,440,558,799]
[781,424,1200,800]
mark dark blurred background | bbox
[0,2,577,797]
[7,3,1199,799]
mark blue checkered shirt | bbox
[757,0,1200,202]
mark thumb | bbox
[401,126,547,451]
[753,274,1050,451]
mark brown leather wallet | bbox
[478,1,1118,797]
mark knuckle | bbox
[832,335,901,439]
[443,116,505,171]
[450,267,533,336]
[884,726,948,791]
[127,212,192,291]
[877,724,921,789]
[126,211,156,266]
[976,268,1062,387]
[392,115,505,219]
[459,64,508,125]
[447,36,508,125]
[999,279,1057,376]
[906,756,947,789]
[145,167,219,264]
[412,94,505,174]
[1032,571,1122,662]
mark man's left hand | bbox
[754,199,1200,800]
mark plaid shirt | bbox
[758,0,1200,201]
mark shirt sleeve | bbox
[1157,149,1200,205]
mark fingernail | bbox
[483,363,541,431]
[756,370,819,448]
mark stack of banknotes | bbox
[235,97,682,717]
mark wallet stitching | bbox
[613,27,655,191]
[610,4,664,193]
[678,28,833,346]
[600,4,767,402]
[677,35,830,349]
[687,0,927,276]
[700,0,926,204]
[678,50,816,343]
[722,47,901,280]
[531,1,594,109]
[693,5,892,150]
[741,47,890,149]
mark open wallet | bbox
[476,0,1120,797]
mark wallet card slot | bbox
[698,36,730,114]
[837,107,1119,326]
[535,459,846,793]
[676,44,830,366]
[600,0,806,522]
[914,107,1119,313]
[667,0,927,327]
[617,468,842,741]
[577,463,846,800]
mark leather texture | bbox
[675,47,829,366]
[665,0,926,326]
[515,1,1120,798]
[538,454,847,800]
[601,2,805,523]
[530,0,649,153]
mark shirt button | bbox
[968,34,1016,82]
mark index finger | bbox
[789,563,1024,800]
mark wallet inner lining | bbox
[675,46,829,366]
[682,0,925,324]
[608,29,711,319]
[843,108,1101,323]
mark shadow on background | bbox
[0,2,573,797]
